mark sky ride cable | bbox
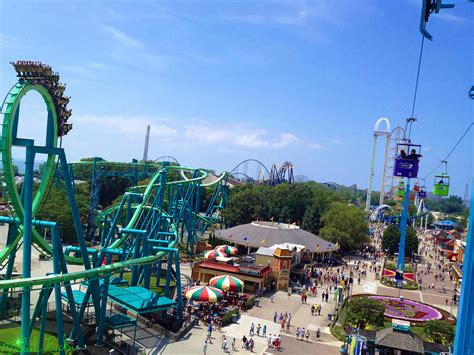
[410,36,426,121]
[423,122,474,179]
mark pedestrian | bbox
[300,327,305,340]
[267,333,273,348]
[271,294,275,303]
[249,322,255,336]
[257,323,261,337]
[222,335,227,350]
[316,327,321,341]
[318,304,322,315]
[208,324,213,336]
[274,311,277,323]
[249,338,254,352]
[203,340,208,355]
[206,333,213,344]
[286,321,290,333]
[232,337,236,351]
[296,327,300,340]
[241,335,247,349]
[281,318,285,331]
[305,329,310,342]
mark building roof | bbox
[199,261,272,278]
[256,247,274,257]
[375,328,424,354]
[217,221,337,253]
[273,248,291,258]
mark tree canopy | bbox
[319,202,369,249]
[346,296,385,329]
[424,320,455,345]
[381,224,418,257]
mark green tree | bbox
[37,181,90,244]
[221,185,267,226]
[381,224,418,257]
[319,202,369,249]
[302,187,332,235]
[424,320,455,345]
[346,297,385,329]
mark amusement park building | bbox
[216,221,338,259]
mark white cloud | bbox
[103,25,144,50]
[308,142,322,149]
[74,114,178,139]
[184,124,298,149]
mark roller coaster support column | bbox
[396,178,410,289]
[174,249,183,319]
[21,143,34,354]
[0,225,18,316]
[365,133,378,212]
[96,253,112,347]
[454,178,474,354]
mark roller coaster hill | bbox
[0,61,231,353]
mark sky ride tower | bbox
[365,117,391,212]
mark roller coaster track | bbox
[0,77,227,289]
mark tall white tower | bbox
[365,118,391,212]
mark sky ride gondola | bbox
[393,142,422,178]
[433,161,450,197]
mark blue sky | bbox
[0,1,472,197]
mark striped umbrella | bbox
[184,286,224,302]
[215,245,238,255]
[209,275,244,292]
[203,250,227,260]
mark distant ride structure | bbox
[229,159,294,186]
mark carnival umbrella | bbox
[184,286,224,302]
[209,275,244,292]
[203,250,227,260]
[215,245,238,256]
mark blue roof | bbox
[61,290,94,306]
[107,285,176,314]
[434,220,458,226]
[105,314,137,329]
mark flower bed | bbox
[369,296,442,322]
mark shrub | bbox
[243,296,256,310]
[221,309,240,326]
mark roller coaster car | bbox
[433,173,450,197]
[393,143,421,178]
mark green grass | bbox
[0,326,74,354]
[121,272,175,295]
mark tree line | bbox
[221,182,369,250]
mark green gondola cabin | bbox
[433,173,450,197]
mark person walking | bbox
[305,329,310,342]
[203,340,208,355]
[262,324,267,337]
[241,335,247,349]
[222,335,227,350]
[232,337,236,351]
[296,327,300,340]
[273,311,277,323]
[256,323,261,337]
[267,333,273,348]
[249,322,255,336]
[316,327,321,341]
